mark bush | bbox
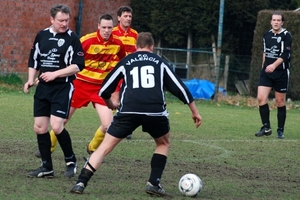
[0,73,23,92]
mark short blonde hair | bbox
[136,32,154,48]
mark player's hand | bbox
[109,101,120,110]
[265,64,276,73]
[23,81,34,93]
[192,113,202,128]
[39,72,56,82]
[35,78,40,85]
[104,99,120,110]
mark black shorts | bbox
[107,113,170,139]
[258,69,290,93]
[33,82,74,118]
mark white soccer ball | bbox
[178,173,202,197]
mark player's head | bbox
[136,32,154,51]
[117,6,133,29]
[50,4,70,33]
[270,11,284,33]
[98,14,114,41]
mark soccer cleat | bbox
[86,144,94,155]
[255,126,272,137]
[27,167,54,178]
[65,162,77,177]
[70,182,85,194]
[126,134,132,139]
[145,182,172,198]
[277,129,284,139]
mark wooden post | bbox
[223,55,229,91]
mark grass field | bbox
[1,91,300,200]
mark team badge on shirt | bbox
[277,37,281,43]
[58,39,65,47]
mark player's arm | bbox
[24,33,40,93]
[40,36,85,82]
[39,64,81,82]
[187,101,202,128]
[262,53,265,68]
[24,67,37,93]
[279,32,292,62]
[162,63,193,104]
[162,62,202,128]
[99,65,124,109]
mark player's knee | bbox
[257,96,267,105]
[33,124,48,134]
[100,125,109,133]
[51,125,64,135]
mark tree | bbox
[131,0,298,53]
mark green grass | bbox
[0,73,24,92]
[1,91,300,200]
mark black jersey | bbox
[263,28,292,70]
[100,51,194,116]
[28,27,85,83]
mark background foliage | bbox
[130,0,300,97]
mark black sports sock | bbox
[277,105,286,130]
[77,168,94,187]
[148,153,167,186]
[259,104,270,128]
[56,128,76,163]
[37,132,53,170]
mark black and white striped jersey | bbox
[263,28,292,70]
[100,51,194,116]
[28,27,85,83]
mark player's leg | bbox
[275,91,286,139]
[144,116,172,197]
[51,83,77,177]
[274,70,289,139]
[34,106,77,158]
[255,85,273,136]
[50,115,77,177]
[71,113,136,194]
[87,103,113,153]
[71,132,122,194]
[50,106,77,152]
[145,133,171,197]
[28,85,54,178]
[28,116,54,177]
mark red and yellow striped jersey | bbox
[112,25,138,55]
[77,31,126,84]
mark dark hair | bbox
[117,6,132,17]
[136,32,154,48]
[50,4,70,18]
[271,11,284,21]
[98,14,113,23]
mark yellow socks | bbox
[88,128,105,152]
[49,130,58,153]
[49,128,105,153]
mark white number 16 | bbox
[130,66,155,88]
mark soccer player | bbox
[34,14,126,158]
[255,11,292,139]
[75,14,126,154]
[88,5,138,143]
[35,6,137,158]
[70,32,202,197]
[110,5,138,140]
[112,6,138,55]
[24,4,85,178]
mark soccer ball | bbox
[178,173,202,197]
